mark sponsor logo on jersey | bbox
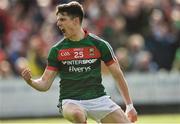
[69,66,91,72]
[60,51,71,56]
[58,47,100,72]
[58,47,100,61]
[62,59,97,65]
[89,48,95,56]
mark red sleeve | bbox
[105,59,116,66]
[46,66,58,71]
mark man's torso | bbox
[47,32,116,101]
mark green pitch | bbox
[1,114,180,123]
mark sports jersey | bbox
[47,31,117,102]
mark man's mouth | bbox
[60,28,65,33]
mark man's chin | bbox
[64,34,70,39]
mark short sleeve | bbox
[47,47,59,71]
[99,40,117,66]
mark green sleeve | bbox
[99,40,117,66]
[47,47,59,69]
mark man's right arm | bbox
[21,67,58,91]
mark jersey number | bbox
[74,51,84,58]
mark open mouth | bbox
[60,28,65,33]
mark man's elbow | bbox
[36,86,50,92]
[39,88,49,92]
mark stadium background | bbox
[0,0,180,123]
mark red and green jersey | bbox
[47,31,117,102]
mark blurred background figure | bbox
[0,49,12,79]
[125,34,157,72]
[115,47,130,72]
[173,47,180,70]
[26,35,47,76]
[0,0,179,77]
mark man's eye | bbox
[60,18,65,21]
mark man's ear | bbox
[73,17,80,25]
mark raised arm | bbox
[21,67,58,92]
[107,61,137,122]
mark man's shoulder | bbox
[88,33,113,51]
[88,33,108,44]
[51,37,67,49]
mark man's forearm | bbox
[22,68,57,92]
[108,62,133,105]
[114,69,133,105]
[108,62,137,122]
[26,78,49,92]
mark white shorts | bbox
[61,95,121,122]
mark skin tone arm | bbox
[21,67,58,92]
[107,61,137,122]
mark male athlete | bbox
[21,1,137,123]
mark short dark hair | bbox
[56,1,84,24]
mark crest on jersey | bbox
[89,48,95,56]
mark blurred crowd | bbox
[0,0,180,78]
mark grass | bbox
[137,114,180,123]
[1,114,180,124]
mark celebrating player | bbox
[21,1,137,123]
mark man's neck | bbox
[68,28,85,41]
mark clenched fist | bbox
[21,68,32,84]
[125,104,138,123]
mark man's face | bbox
[56,12,76,38]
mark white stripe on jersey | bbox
[102,40,117,62]
[89,33,117,61]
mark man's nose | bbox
[57,21,61,27]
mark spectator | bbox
[115,47,130,72]
[0,0,179,77]
[0,8,12,48]
[102,16,128,50]
[125,34,157,72]
[134,51,157,72]
[146,9,178,70]
[0,49,12,78]
[172,47,180,71]
[26,35,47,76]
